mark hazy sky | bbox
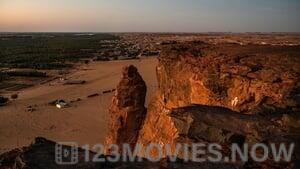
[1,0,299,32]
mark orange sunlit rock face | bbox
[108,42,300,167]
[105,65,147,152]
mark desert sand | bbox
[0,57,157,153]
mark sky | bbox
[0,0,300,32]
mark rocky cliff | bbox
[102,42,300,168]
[155,42,299,113]
[135,42,300,168]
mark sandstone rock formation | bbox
[136,42,300,168]
[101,42,300,168]
[100,42,300,169]
[105,65,147,151]
[154,42,299,113]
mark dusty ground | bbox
[0,57,157,153]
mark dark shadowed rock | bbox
[0,137,238,169]
[0,96,9,106]
[0,137,100,169]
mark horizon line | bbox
[1,31,300,34]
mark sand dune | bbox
[0,57,157,153]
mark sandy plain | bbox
[0,57,157,153]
